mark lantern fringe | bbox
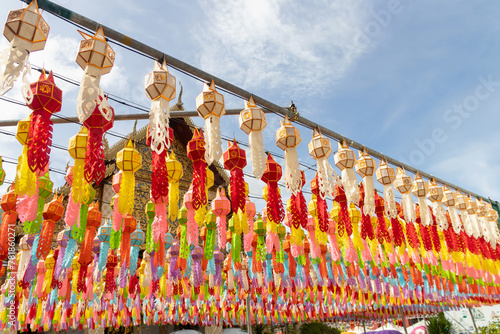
[401,193,416,224]
[64,191,80,228]
[62,238,77,270]
[341,168,359,206]
[192,160,207,210]
[449,206,462,234]
[151,151,169,203]
[17,191,38,223]
[76,69,112,123]
[84,128,105,185]
[383,184,398,219]
[0,39,31,97]
[230,168,245,213]
[249,130,266,179]
[284,147,302,195]
[168,180,180,222]
[470,213,481,239]
[118,172,135,215]
[418,197,431,226]
[316,157,337,198]
[459,209,473,237]
[363,177,376,217]
[217,215,227,249]
[97,242,110,277]
[72,158,90,205]
[27,113,52,174]
[149,98,171,153]
[205,115,222,166]
[36,220,56,260]
[113,195,123,231]
[15,145,37,197]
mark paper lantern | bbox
[442,186,461,233]
[15,116,37,196]
[223,139,246,214]
[411,173,432,227]
[376,159,397,219]
[478,200,496,248]
[393,168,415,224]
[120,214,136,267]
[309,128,337,197]
[148,126,173,204]
[196,81,225,165]
[68,127,91,205]
[261,153,284,224]
[83,99,114,185]
[145,60,176,153]
[355,147,376,217]
[466,196,482,239]
[77,201,101,291]
[454,192,473,237]
[75,27,115,122]
[239,96,267,179]
[212,187,231,249]
[36,194,65,260]
[116,139,142,215]
[184,187,199,246]
[187,128,207,210]
[25,70,62,175]
[275,115,302,194]
[289,170,308,232]
[97,219,112,275]
[311,173,328,233]
[334,140,359,206]
[0,0,49,96]
[166,151,183,221]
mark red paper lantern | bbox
[0,185,18,261]
[120,214,137,267]
[311,173,329,232]
[77,201,102,291]
[223,139,246,213]
[83,97,114,185]
[187,128,207,210]
[261,153,284,224]
[147,125,173,203]
[26,70,62,174]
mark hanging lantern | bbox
[442,186,461,233]
[196,81,225,165]
[334,140,359,205]
[466,196,481,239]
[116,139,142,215]
[187,128,207,210]
[244,197,257,252]
[0,1,49,96]
[223,139,246,214]
[276,115,302,194]
[478,199,496,248]
[454,192,473,237]
[308,127,338,197]
[289,170,308,231]
[68,127,91,205]
[261,153,284,224]
[25,70,62,174]
[36,194,65,260]
[15,116,37,196]
[375,159,397,219]
[145,60,176,152]
[184,186,199,246]
[96,219,112,278]
[166,151,183,221]
[355,147,376,217]
[394,168,415,224]
[83,98,114,185]
[239,96,267,179]
[77,201,101,291]
[120,214,137,267]
[0,185,18,261]
[411,173,432,226]
[75,27,114,122]
[212,187,231,250]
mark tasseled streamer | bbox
[63,238,77,270]
[76,70,112,123]
[27,113,52,174]
[418,220,433,252]
[316,157,337,198]
[284,147,302,194]
[77,265,88,293]
[374,192,390,244]
[205,115,222,166]
[266,183,285,224]
[15,145,37,196]
[120,233,131,267]
[17,192,38,223]
[0,211,17,261]
[151,150,169,203]
[148,98,171,153]
[248,130,266,179]
[192,160,207,210]
[104,254,118,293]
[84,129,105,185]
[118,171,135,215]
[401,192,416,224]
[36,220,56,260]
[97,242,110,274]
[168,179,180,222]
[0,39,31,96]
[79,227,97,267]
[244,213,255,252]
[335,186,352,237]
[72,158,90,205]
[390,217,405,247]
[432,201,447,230]
[449,206,462,234]
[362,177,376,217]
[217,215,227,249]
[290,192,308,230]
[64,192,80,228]
[418,197,431,226]
[316,195,329,233]
[341,168,359,206]
[230,168,245,213]
[113,195,123,231]
[383,184,398,219]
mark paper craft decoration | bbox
[239,97,267,179]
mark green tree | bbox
[426,313,454,334]
[479,318,500,334]
[300,322,341,334]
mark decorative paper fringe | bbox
[402,193,416,224]
[383,184,398,219]
[76,69,112,123]
[341,168,359,206]
[284,147,302,194]
[249,131,266,179]
[15,145,37,197]
[217,216,227,249]
[418,197,431,226]
[84,128,106,185]
[0,38,31,97]
[17,191,38,223]
[449,207,462,234]
[27,113,53,174]
[72,158,90,205]
[363,177,375,217]
[149,98,171,153]
[316,157,336,198]
[64,191,80,228]
[205,116,222,166]
[118,172,135,215]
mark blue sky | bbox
[1,0,500,210]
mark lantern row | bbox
[0,1,500,332]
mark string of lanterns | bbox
[0,1,499,332]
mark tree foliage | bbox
[479,318,500,334]
[300,322,341,334]
[426,313,454,334]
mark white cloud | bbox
[195,0,373,97]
